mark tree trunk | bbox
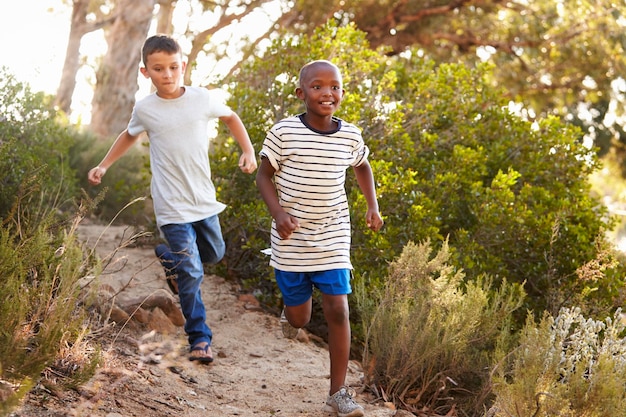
[156,0,176,35]
[90,0,156,139]
[54,0,91,115]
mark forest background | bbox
[2,0,626,416]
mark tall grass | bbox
[489,307,626,416]
[0,67,102,415]
[358,239,525,416]
[0,191,99,415]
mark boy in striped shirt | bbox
[256,60,383,417]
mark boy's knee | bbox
[324,301,350,325]
[290,315,310,329]
[200,242,225,264]
[284,304,312,328]
[216,243,225,262]
[332,307,349,322]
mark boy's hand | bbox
[87,166,107,185]
[238,151,258,174]
[366,209,384,232]
[274,212,300,240]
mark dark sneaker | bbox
[154,244,178,294]
[323,386,364,417]
[280,308,300,339]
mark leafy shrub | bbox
[359,239,524,415]
[363,57,620,321]
[210,24,624,415]
[0,208,90,414]
[214,22,623,329]
[0,67,78,220]
[0,69,101,413]
[489,307,626,416]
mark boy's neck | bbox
[302,112,337,133]
[156,86,185,99]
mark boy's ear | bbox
[140,67,149,78]
[295,87,304,99]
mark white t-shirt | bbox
[127,86,232,227]
[259,114,369,272]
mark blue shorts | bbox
[274,268,352,306]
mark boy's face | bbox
[140,51,186,99]
[296,62,344,117]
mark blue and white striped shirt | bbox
[259,114,369,272]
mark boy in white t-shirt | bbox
[88,35,257,363]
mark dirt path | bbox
[11,222,396,417]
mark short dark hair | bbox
[142,35,182,66]
[298,60,341,88]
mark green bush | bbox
[360,56,619,321]
[213,22,623,328]
[0,69,101,414]
[0,209,89,414]
[489,307,626,416]
[0,67,78,220]
[205,23,626,415]
[359,239,525,415]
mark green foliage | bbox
[490,307,626,417]
[215,22,622,326]
[291,1,626,171]
[0,70,101,413]
[359,239,525,415]
[0,194,95,413]
[210,25,626,415]
[368,55,617,319]
[0,67,78,221]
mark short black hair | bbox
[298,60,341,88]
[142,35,182,66]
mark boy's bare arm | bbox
[220,112,257,174]
[256,157,299,239]
[353,160,384,232]
[87,129,140,185]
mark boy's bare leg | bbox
[283,300,312,329]
[322,294,351,395]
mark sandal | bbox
[189,342,214,364]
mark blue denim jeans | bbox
[159,215,225,347]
